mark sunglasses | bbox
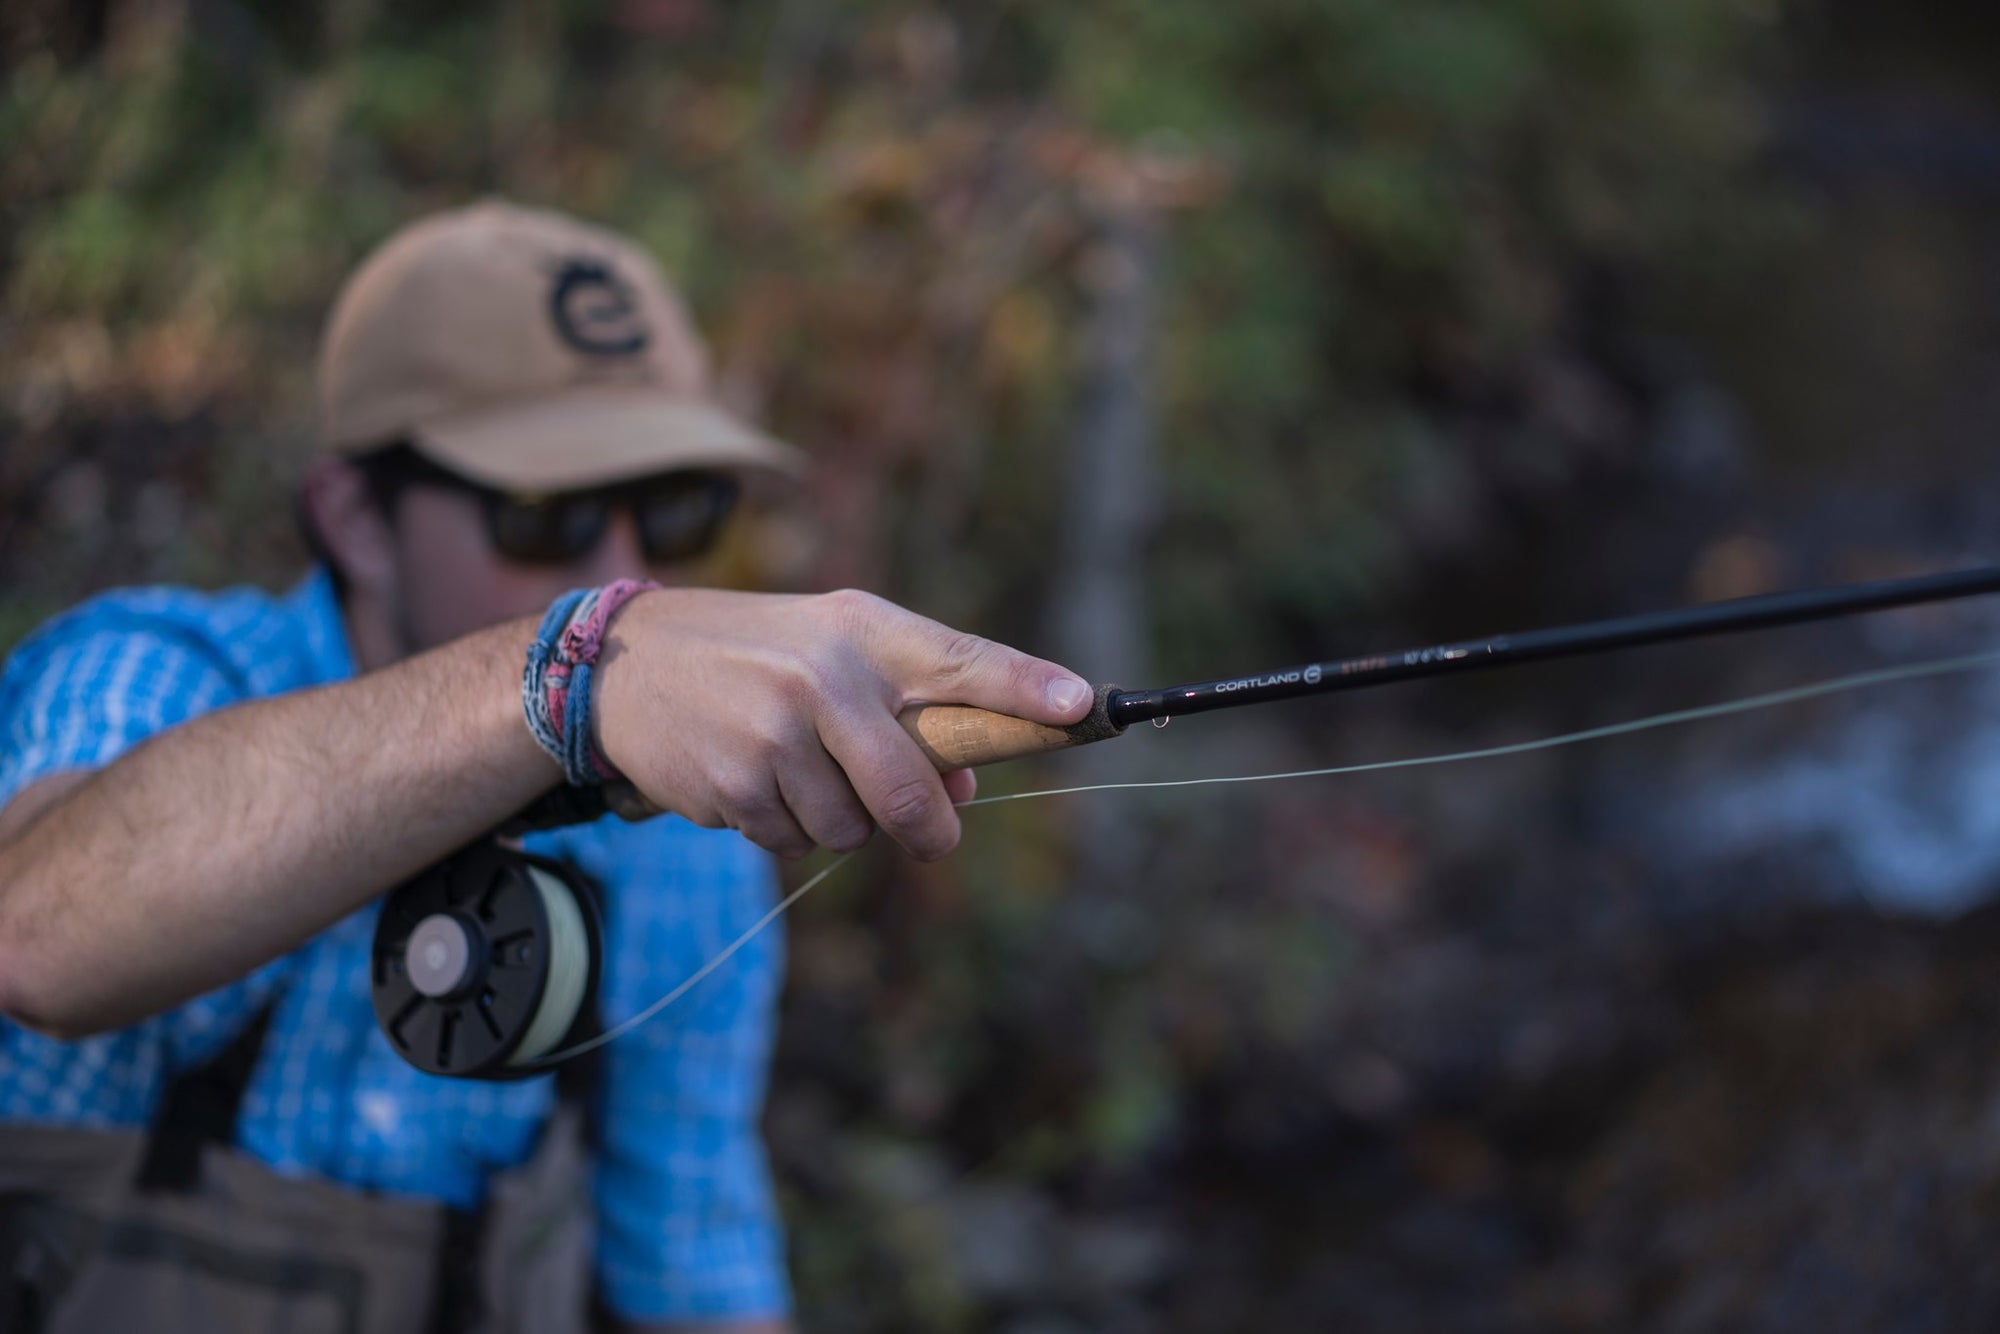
[364,445,742,566]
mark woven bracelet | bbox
[522,579,660,787]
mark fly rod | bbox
[891,562,2000,770]
[432,561,2000,1077]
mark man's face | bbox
[381,470,728,653]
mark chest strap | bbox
[135,1002,275,1193]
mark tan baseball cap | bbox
[316,199,806,492]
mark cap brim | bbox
[412,387,808,493]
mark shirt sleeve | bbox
[0,609,245,806]
[569,822,792,1324]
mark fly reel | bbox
[371,841,602,1080]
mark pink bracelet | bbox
[532,578,659,785]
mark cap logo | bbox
[548,257,651,356]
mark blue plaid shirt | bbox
[0,569,789,1324]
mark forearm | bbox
[0,582,1100,1037]
[0,615,558,1036]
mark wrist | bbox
[522,580,659,787]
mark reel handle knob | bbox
[598,684,1126,822]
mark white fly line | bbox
[536,646,2000,1066]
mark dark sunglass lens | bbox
[488,496,610,563]
[636,476,739,562]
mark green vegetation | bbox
[0,3,1799,1328]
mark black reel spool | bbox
[371,841,603,1080]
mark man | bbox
[0,201,1094,1330]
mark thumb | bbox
[885,613,1094,727]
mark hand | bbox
[593,588,1093,860]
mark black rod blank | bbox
[1106,563,2000,728]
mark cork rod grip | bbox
[597,684,1126,824]
[898,683,1127,770]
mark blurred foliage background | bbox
[10,2,2000,1330]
